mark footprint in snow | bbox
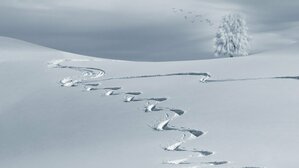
[124,96,135,102]
[123,92,142,102]
[85,87,99,91]
[60,77,80,87]
[163,144,214,157]
[144,102,163,112]
[168,108,185,116]
[192,149,214,157]
[163,138,214,156]
[201,161,229,166]
[178,127,205,138]
[163,134,186,151]
[103,87,122,91]
[150,118,174,131]
[163,157,191,165]
[124,97,167,103]
[105,90,120,96]
[83,85,121,92]
[149,113,176,131]
[84,83,100,87]
[103,87,122,96]
[163,141,186,151]
[149,114,205,138]
[125,91,142,95]
[148,97,168,102]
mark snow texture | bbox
[1,36,299,168]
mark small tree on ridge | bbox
[214,13,250,57]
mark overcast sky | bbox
[0,0,299,61]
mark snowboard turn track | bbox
[48,59,264,168]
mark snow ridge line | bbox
[48,59,264,168]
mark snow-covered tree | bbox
[214,13,250,57]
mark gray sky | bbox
[0,0,298,61]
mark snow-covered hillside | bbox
[1,36,299,168]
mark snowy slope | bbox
[1,36,299,168]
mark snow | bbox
[1,36,299,168]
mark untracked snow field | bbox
[1,36,299,168]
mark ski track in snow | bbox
[206,75,299,83]
[48,59,264,168]
[100,72,211,81]
[201,161,230,166]
[163,157,191,165]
